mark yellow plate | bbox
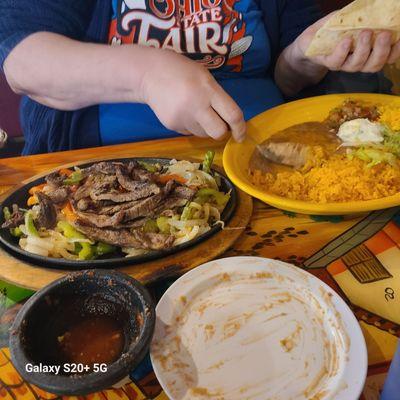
[223,93,400,215]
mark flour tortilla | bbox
[306,0,400,57]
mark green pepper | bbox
[138,161,159,173]
[3,207,11,221]
[11,227,23,238]
[156,217,170,233]
[57,221,87,240]
[196,188,230,207]
[63,170,83,185]
[202,150,215,174]
[3,207,24,237]
[95,242,116,256]
[74,242,82,254]
[78,242,94,260]
[57,221,94,260]
[143,219,159,233]
[25,211,39,237]
[180,203,193,221]
[73,242,95,260]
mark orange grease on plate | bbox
[280,324,303,353]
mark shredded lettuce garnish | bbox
[382,125,400,157]
[345,124,400,167]
[347,147,397,168]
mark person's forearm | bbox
[274,42,328,98]
[3,32,160,110]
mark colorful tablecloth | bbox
[0,138,399,399]
[1,203,400,399]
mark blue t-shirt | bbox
[99,0,284,144]
[0,0,323,154]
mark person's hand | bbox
[140,49,246,142]
[294,14,400,73]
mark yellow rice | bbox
[249,154,400,203]
[379,105,400,131]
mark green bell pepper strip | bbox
[138,161,159,173]
[143,219,159,233]
[157,216,170,233]
[57,221,87,240]
[202,150,215,174]
[11,227,23,238]
[195,188,230,207]
[3,207,11,221]
[74,242,82,254]
[95,242,116,256]
[180,203,194,221]
[57,221,94,260]
[25,211,39,237]
[63,170,83,185]
[78,242,94,260]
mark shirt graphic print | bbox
[108,0,269,74]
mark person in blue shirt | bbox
[0,0,399,155]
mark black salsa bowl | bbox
[0,157,237,269]
[9,269,155,396]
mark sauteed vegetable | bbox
[1,154,230,260]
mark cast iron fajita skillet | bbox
[0,157,237,269]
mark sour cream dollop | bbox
[337,118,385,147]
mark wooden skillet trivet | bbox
[0,161,253,291]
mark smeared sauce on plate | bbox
[152,259,354,400]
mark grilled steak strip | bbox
[121,180,175,222]
[81,161,126,177]
[46,187,70,204]
[90,182,161,203]
[131,230,175,250]
[173,186,197,200]
[45,172,66,188]
[115,167,159,194]
[74,222,174,250]
[73,183,173,227]
[73,209,125,228]
[96,200,146,215]
[74,222,143,248]
[73,174,118,201]
[153,197,188,215]
[130,167,156,182]
[36,192,57,229]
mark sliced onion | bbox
[24,244,49,257]
[26,236,54,251]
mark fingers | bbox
[322,37,352,71]
[341,31,372,72]
[361,31,393,73]
[388,39,400,65]
[315,30,397,73]
[196,107,229,140]
[210,84,246,142]
[181,121,208,138]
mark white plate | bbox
[150,256,367,400]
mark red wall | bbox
[0,73,21,138]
